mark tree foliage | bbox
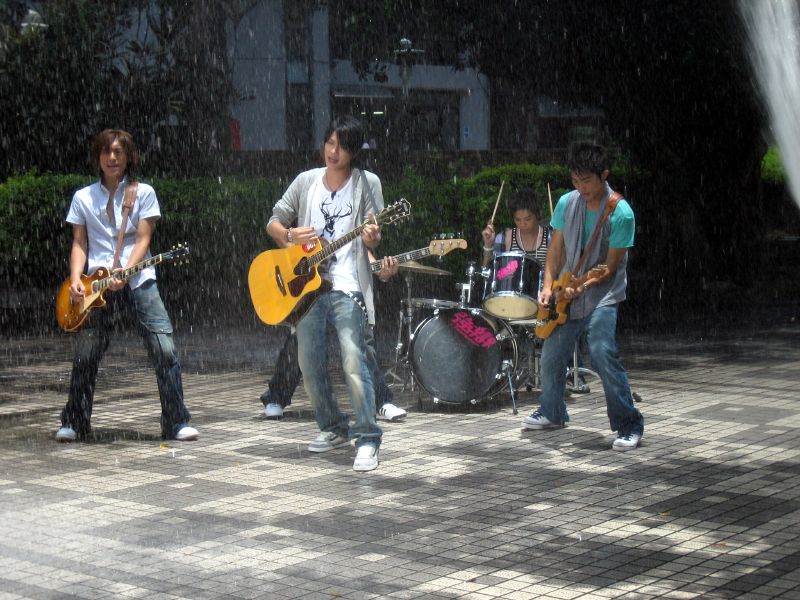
[0,0,237,180]
[330,0,771,306]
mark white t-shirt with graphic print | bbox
[309,174,359,293]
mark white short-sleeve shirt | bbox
[66,177,161,289]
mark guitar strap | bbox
[112,181,138,270]
[573,191,622,274]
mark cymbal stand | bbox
[384,273,416,391]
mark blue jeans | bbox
[537,305,643,436]
[263,325,393,409]
[61,279,191,439]
[296,291,382,448]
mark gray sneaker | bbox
[522,410,563,430]
[308,431,349,453]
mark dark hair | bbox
[567,142,609,176]
[91,129,139,179]
[508,188,542,220]
[321,116,365,164]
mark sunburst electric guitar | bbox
[55,244,191,332]
[370,237,467,274]
[534,265,609,339]
[248,199,411,326]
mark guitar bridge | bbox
[275,266,286,296]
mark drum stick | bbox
[547,181,554,216]
[490,180,505,224]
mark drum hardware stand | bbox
[513,330,542,393]
[385,273,416,391]
[502,359,519,415]
[566,340,600,393]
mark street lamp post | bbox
[394,37,425,96]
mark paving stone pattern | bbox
[1,322,799,599]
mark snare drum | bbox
[483,252,541,319]
[409,308,517,403]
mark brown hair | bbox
[90,129,140,179]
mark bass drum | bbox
[409,308,517,404]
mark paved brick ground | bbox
[1,313,799,599]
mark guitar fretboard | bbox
[92,254,165,293]
[370,248,432,272]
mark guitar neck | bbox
[95,254,164,292]
[370,247,432,273]
[308,223,369,267]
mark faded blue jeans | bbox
[61,279,191,439]
[296,290,382,449]
[537,305,643,436]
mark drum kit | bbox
[385,252,597,414]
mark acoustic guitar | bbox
[248,199,411,326]
[534,265,609,339]
[55,244,190,332]
[370,237,467,273]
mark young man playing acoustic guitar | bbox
[522,143,644,451]
[266,116,385,471]
[56,129,198,443]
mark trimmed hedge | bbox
[1,165,583,333]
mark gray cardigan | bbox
[268,167,384,325]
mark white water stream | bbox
[739,0,800,209]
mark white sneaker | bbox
[612,432,641,452]
[353,444,379,471]
[55,426,77,442]
[522,410,563,430]
[377,403,406,421]
[175,425,199,441]
[264,403,284,419]
[308,431,349,453]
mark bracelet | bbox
[286,228,293,243]
[483,247,493,253]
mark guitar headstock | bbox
[165,243,191,264]
[375,198,411,226]
[428,238,467,256]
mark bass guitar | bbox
[248,199,411,326]
[534,265,609,339]
[55,244,191,332]
[370,237,467,273]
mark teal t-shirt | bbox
[551,192,635,248]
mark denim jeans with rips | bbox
[295,290,382,449]
[61,279,191,439]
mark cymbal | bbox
[398,260,452,277]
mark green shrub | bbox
[762,146,785,186]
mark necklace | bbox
[517,225,541,252]
[323,169,350,198]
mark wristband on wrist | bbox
[286,228,293,243]
[483,246,493,252]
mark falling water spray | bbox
[739,0,800,209]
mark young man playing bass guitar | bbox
[522,143,644,451]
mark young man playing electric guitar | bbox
[523,143,644,451]
[56,129,198,443]
[266,116,385,471]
